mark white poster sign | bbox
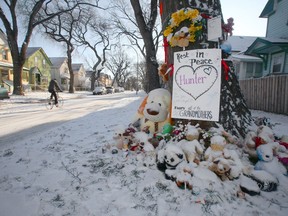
[208,16,222,41]
[172,49,222,121]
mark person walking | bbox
[48,79,62,106]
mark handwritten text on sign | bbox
[172,49,222,121]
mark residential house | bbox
[85,70,113,90]
[24,47,52,90]
[228,36,263,80]
[245,0,288,76]
[238,0,288,115]
[50,57,70,90]
[0,29,13,92]
[72,63,86,90]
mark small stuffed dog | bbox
[156,144,185,171]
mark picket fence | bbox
[239,75,288,115]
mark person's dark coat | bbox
[48,79,61,92]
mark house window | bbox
[246,62,254,78]
[43,59,46,68]
[2,49,8,60]
[35,56,38,65]
[254,63,263,77]
[245,62,263,78]
[271,52,284,73]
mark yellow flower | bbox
[163,26,173,37]
[186,9,199,20]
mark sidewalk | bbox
[5,91,91,104]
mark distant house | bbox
[0,30,31,92]
[0,29,14,92]
[85,70,113,90]
[24,47,52,90]
[228,36,263,80]
[245,0,288,76]
[72,63,86,89]
[50,57,69,90]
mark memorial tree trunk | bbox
[159,0,252,138]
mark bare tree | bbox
[73,11,111,91]
[0,0,101,95]
[111,0,161,92]
[41,9,83,93]
[105,49,130,87]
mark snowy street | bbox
[0,91,135,147]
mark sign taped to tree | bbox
[172,49,222,121]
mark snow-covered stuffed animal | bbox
[208,158,232,181]
[243,131,258,158]
[131,131,154,152]
[176,139,203,164]
[256,125,274,145]
[255,142,287,178]
[134,88,171,134]
[166,161,195,190]
[156,144,195,189]
[207,149,243,181]
[156,144,185,171]
[204,135,227,161]
[113,126,136,150]
[185,124,202,141]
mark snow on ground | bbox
[0,91,288,216]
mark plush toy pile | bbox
[107,88,288,197]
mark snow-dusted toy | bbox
[254,142,287,177]
[156,144,185,171]
[176,139,203,164]
[156,143,195,190]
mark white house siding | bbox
[266,0,288,39]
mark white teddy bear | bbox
[133,88,171,134]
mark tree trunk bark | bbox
[67,51,74,93]
[159,0,253,138]
[130,0,160,93]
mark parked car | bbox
[114,87,125,93]
[93,86,107,95]
[0,87,10,100]
[106,86,114,94]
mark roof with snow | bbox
[25,47,42,58]
[50,57,67,67]
[227,36,260,52]
[72,63,83,72]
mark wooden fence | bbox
[239,75,288,115]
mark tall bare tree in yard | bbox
[112,0,161,92]
[73,11,111,91]
[159,0,252,138]
[105,49,130,87]
[0,0,101,95]
[41,9,82,93]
